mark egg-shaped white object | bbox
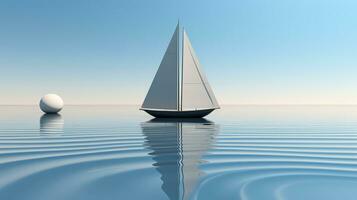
[39,94,64,114]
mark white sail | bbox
[141,24,219,115]
[181,31,219,111]
[142,25,179,110]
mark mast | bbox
[177,21,180,111]
[180,28,184,111]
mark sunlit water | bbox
[1,105,357,200]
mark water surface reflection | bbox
[40,114,64,134]
[141,118,219,200]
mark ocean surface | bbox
[1,105,357,200]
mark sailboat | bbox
[141,23,219,118]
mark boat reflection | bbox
[40,114,64,134]
[141,118,219,200]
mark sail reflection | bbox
[40,114,64,134]
[141,118,219,200]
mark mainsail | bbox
[142,24,179,110]
[181,31,219,111]
[141,24,219,112]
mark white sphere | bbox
[39,94,64,114]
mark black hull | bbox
[143,109,214,118]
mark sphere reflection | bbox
[40,114,64,134]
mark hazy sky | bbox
[1,0,357,105]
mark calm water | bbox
[1,105,357,200]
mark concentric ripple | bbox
[191,106,357,200]
[1,105,357,200]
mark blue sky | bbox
[0,0,357,105]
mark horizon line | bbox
[2,104,357,106]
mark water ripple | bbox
[1,106,357,200]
